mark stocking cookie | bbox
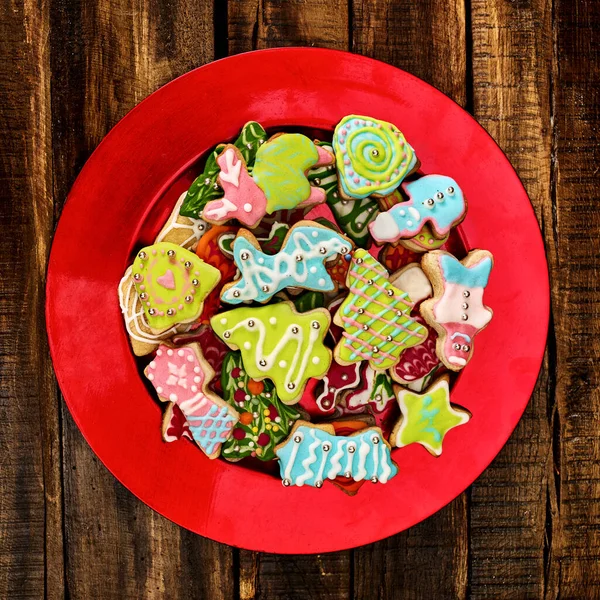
[275,421,398,488]
[221,222,352,304]
[210,302,332,404]
[390,376,470,456]
[130,242,221,332]
[333,249,428,371]
[179,121,267,219]
[203,134,334,227]
[420,249,493,371]
[220,352,302,461]
[145,343,239,459]
[369,175,466,244]
[333,115,418,199]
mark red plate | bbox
[46,48,549,553]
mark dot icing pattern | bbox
[222,224,352,304]
[275,423,398,487]
[334,249,428,370]
[333,115,417,199]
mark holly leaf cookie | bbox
[333,249,428,371]
[390,376,470,456]
[275,421,398,488]
[220,221,353,305]
[210,302,332,404]
[220,352,302,461]
[131,242,221,333]
[145,343,239,459]
[420,249,493,371]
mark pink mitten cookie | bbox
[420,249,493,371]
[145,343,239,459]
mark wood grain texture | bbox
[228,0,349,54]
[48,1,234,598]
[469,0,554,596]
[351,1,469,598]
[553,0,600,595]
[0,0,64,598]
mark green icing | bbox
[395,378,470,456]
[308,143,379,247]
[210,302,331,404]
[179,121,267,218]
[218,222,290,258]
[220,352,301,461]
[253,134,319,213]
[292,290,325,313]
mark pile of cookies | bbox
[118,115,494,493]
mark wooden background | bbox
[1,0,598,597]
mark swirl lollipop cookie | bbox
[333,115,419,200]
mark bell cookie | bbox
[420,249,493,371]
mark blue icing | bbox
[370,175,466,242]
[275,424,398,487]
[439,254,492,288]
[187,405,237,456]
[223,226,351,304]
[418,395,442,443]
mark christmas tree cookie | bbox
[210,302,332,404]
[220,352,302,461]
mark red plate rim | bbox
[46,48,549,553]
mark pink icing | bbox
[433,283,491,329]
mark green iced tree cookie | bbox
[220,352,301,461]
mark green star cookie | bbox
[391,376,470,456]
[210,302,332,404]
[220,352,301,461]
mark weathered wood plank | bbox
[553,0,600,595]
[228,0,349,54]
[469,0,554,597]
[227,3,353,597]
[49,1,234,598]
[0,0,63,598]
[351,2,469,598]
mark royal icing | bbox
[343,364,396,414]
[292,290,326,313]
[313,361,362,413]
[308,143,379,247]
[179,121,267,219]
[391,376,470,456]
[210,302,332,404]
[399,224,448,253]
[162,403,193,442]
[388,263,433,304]
[220,352,301,461]
[145,344,239,458]
[369,175,465,244]
[131,242,221,331]
[334,249,428,370]
[421,250,493,371]
[118,266,194,356]
[275,422,398,487]
[155,191,209,250]
[390,317,441,385]
[329,420,371,495]
[333,115,418,199]
[221,222,352,304]
[380,243,421,272]
[218,221,290,258]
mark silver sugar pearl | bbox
[233,290,241,297]
[372,346,379,353]
[292,326,299,334]
[282,479,291,487]
[133,273,141,281]
[387,289,394,296]
[453,343,461,350]
[247,320,255,327]
[463,290,470,298]
[371,476,378,483]
[362,324,369,331]
[367,279,374,285]
[287,382,296,390]
[314,177,321,185]
[192,279,199,286]
[148,308,156,315]
[167,308,175,316]
[185,295,193,302]
[385,335,392,342]
[311,321,320,329]
[224,331,231,339]
[462,345,470,352]
[396,310,403,317]
[462,302,469,309]
[139,292,147,300]
[339,246,349,255]
[322,443,331,452]
[138,251,147,260]
[372,435,380,444]
[319,247,327,255]
[167,249,175,257]
[315,480,323,488]
[461,313,469,321]
[198,223,205,231]
[294,435,302,443]
[348,445,356,453]
[425,198,435,207]
[259,359,267,366]
[357,308,364,314]
[436,192,444,200]
[295,254,303,262]
[240,251,250,260]
[184,261,192,268]
[374,395,382,403]
[371,149,379,157]
[447,186,455,194]
[356,258,363,264]
[344,471,352,478]
[261,285,269,292]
